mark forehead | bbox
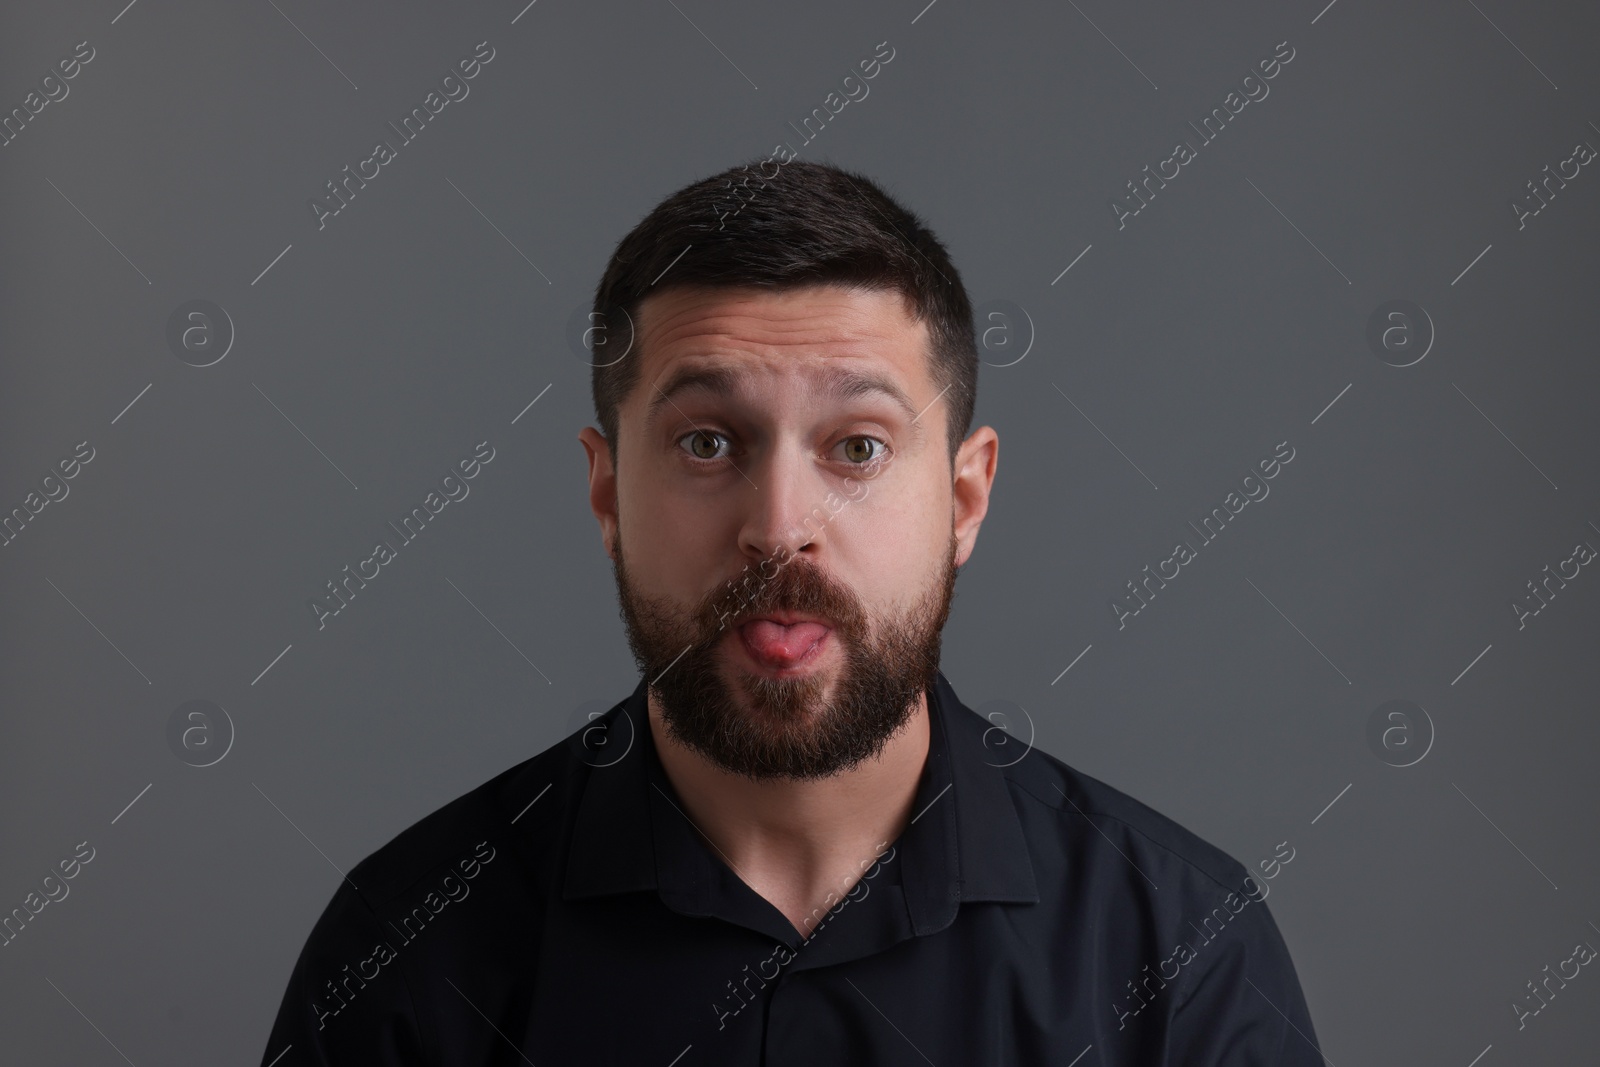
[628,284,933,406]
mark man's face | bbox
[578,284,997,781]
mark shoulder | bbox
[259,709,621,1061]
[945,700,1319,1050]
[949,697,1255,899]
[339,709,603,914]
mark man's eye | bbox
[838,436,888,464]
[678,430,731,461]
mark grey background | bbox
[2,0,1597,1063]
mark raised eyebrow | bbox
[644,365,742,427]
[820,368,927,450]
[819,368,920,425]
[643,363,927,444]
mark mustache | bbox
[689,556,868,645]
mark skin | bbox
[578,283,999,936]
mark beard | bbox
[612,531,959,782]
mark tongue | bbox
[741,620,828,666]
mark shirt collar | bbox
[560,670,1039,932]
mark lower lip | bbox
[731,623,832,675]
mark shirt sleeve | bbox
[1166,896,1325,1066]
[257,879,427,1066]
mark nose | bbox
[736,438,826,566]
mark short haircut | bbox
[590,158,977,465]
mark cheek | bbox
[619,470,741,593]
[834,479,949,594]
[877,471,952,547]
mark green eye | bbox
[840,436,886,464]
[680,430,729,460]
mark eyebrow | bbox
[644,364,925,433]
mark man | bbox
[260,159,1324,1064]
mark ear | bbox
[951,425,998,568]
[578,426,619,560]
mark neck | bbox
[646,686,931,936]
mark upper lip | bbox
[740,612,831,628]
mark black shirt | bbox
[260,670,1323,1065]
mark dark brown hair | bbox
[590,158,977,464]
